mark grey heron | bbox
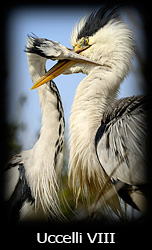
[30,7,148,216]
[4,35,66,222]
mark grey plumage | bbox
[4,156,34,222]
[95,95,148,211]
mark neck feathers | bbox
[26,53,65,220]
[68,66,126,215]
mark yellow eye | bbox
[74,37,90,52]
[83,37,89,45]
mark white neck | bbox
[25,53,64,220]
[70,66,120,145]
[27,54,57,144]
[68,66,124,203]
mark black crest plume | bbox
[77,5,120,41]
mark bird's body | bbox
[28,6,148,217]
[4,36,65,222]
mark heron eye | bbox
[83,37,89,45]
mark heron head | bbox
[30,6,134,90]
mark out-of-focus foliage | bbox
[4,94,27,164]
[5,122,22,160]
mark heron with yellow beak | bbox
[30,6,148,217]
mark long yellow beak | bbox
[31,45,101,90]
[31,60,76,90]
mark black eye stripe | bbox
[77,6,120,41]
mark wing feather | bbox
[4,153,34,221]
[4,154,23,201]
[95,95,147,185]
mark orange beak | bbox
[31,60,76,90]
[31,45,102,90]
